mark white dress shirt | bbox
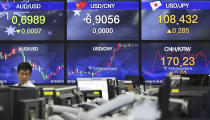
[14,81,36,87]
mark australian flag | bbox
[1,2,12,10]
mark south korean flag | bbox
[150,1,162,11]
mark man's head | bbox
[17,62,32,84]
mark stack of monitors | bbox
[2,0,210,85]
[0,0,139,84]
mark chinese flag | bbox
[2,3,7,7]
[76,1,87,10]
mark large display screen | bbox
[67,43,139,84]
[142,42,210,84]
[0,0,64,40]
[0,43,64,84]
[67,0,139,40]
[142,0,210,40]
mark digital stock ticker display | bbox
[142,43,210,84]
[142,0,210,40]
[0,0,64,40]
[67,0,139,40]
[67,43,139,84]
[0,43,64,84]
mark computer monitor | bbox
[77,77,116,100]
[67,0,139,40]
[67,43,139,84]
[180,74,209,87]
[158,76,171,120]
[54,86,83,106]
[0,43,64,84]
[0,1,64,40]
[82,90,102,101]
[0,87,41,120]
[142,43,210,84]
[125,75,145,89]
[18,98,46,120]
[0,106,3,119]
[9,87,40,119]
[0,88,12,120]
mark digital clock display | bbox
[142,0,210,40]
[67,0,139,40]
[0,0,64,40]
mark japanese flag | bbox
[150,1,162,11]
